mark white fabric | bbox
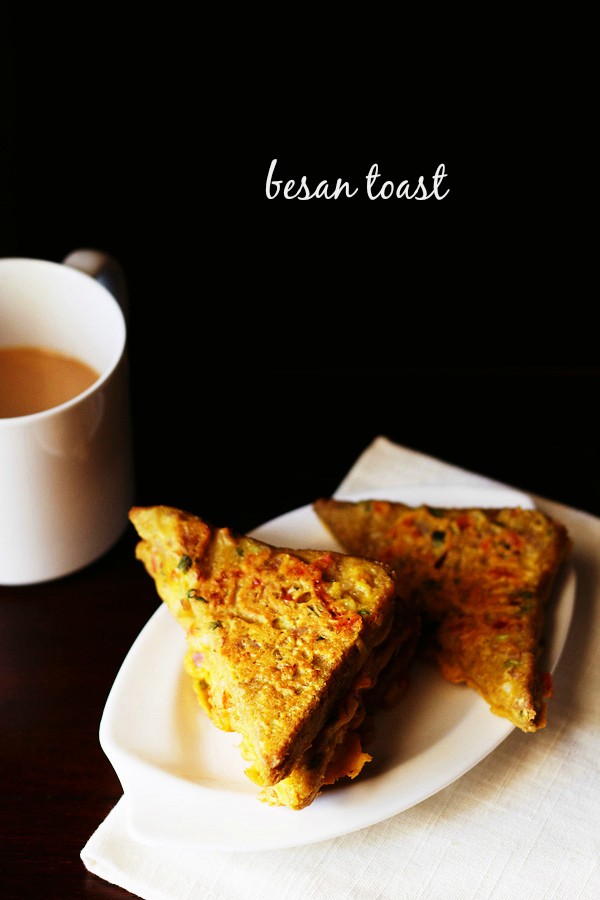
[81,436,600,899]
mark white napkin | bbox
[81,436,600,900]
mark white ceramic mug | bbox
[0,251,134,585]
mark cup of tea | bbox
[0,251,134,585]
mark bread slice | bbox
[313,498,571,732]
[129,505,418,808]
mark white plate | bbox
[100,485,576,852]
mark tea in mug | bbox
[0,345,100,418]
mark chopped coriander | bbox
[177,554,192,573]
[427,507,444,518]
[504,658,520,668]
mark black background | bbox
[2,13,597,531]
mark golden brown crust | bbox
[313,499,571,731]
[129,505,415,806]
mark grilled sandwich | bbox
[313,498,571,732]
[130,505,419,809]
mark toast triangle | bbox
[129,505,412,807]
[313,497,571,731]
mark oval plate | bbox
[99,485,576,851]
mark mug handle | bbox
[62,249,129,322]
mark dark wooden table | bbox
[0,530,160,900]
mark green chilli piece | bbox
[178,554,192,573]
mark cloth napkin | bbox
[81,436,600,900]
